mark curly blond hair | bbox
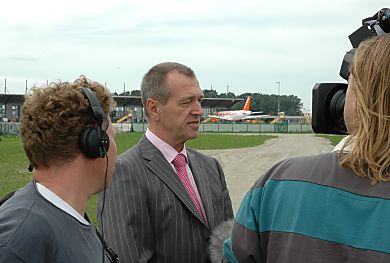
[20,75,114,169]
[340,35,390,184]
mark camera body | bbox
[312,8,390,134]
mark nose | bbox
[192,100,203,116]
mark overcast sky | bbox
[1,0,388,111]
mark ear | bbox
[146,98,161,121]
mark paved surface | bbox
[199,134,334,213]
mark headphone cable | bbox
[100,154,109,263]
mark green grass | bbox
[187,133,272,149]
[1,132,274,225]
[316,134,345,146]
[0,136,31,198]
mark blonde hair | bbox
[340,35,390,184]
[20,75,114,169]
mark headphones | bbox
[79,87,110,159]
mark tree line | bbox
[115,89,303,116]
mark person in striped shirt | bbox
[223,34,390,263]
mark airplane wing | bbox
[242,115,271,120]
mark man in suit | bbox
[97,62,234,263]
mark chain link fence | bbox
[1,122,313,135]
[131,122,313,133]
[0,122,20,135]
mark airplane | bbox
[207,96,269,121]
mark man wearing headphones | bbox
[0,76,117,262]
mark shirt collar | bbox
[333,135,353,153]
[35,182,90,225]
[145,128,188,164]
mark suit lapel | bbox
[188,150,213,228]
[139,136,205,224]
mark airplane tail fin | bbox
[242,96,251,111]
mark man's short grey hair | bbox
[141,62,197,118]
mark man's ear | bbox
[146,98,161,121]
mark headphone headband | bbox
[81,87,104,126]
[79,87,110,158]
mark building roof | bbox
[113,95,143,107]
[0,94,243,109]
[0,94,24,104]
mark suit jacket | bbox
[97,136,233,263]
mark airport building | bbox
[0,94,313,134]
[0,93,243,123]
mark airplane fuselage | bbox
[215,110,252,120]
[207,96,267,121]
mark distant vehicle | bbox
[208,96,269,121]
[116,112,132,123]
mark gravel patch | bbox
[198,134,334,212]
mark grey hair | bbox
[140,62,197,118]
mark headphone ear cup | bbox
[80,127,101,159]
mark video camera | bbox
[312,8,390,134]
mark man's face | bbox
[344,75,358,134]
[157,71,203,151]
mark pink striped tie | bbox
[172,154,206,223]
